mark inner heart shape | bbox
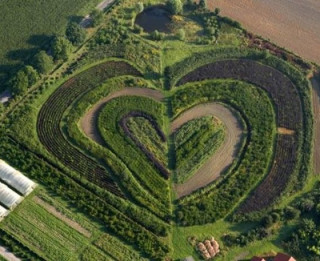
[80,87,243,198]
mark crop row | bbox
[37,61,141,198]
[62,77,170,219]
[0,136,170,260]
[97,96,170,206]
[177,59,303,214]
[173,116,225,184]
[174,80,275,225]
[238,134,298,213]
[120,111,169,179]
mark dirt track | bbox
[80,88,164,145]
[172,103,243,198]
[0,246,20,261]
[209,0,320,64]
[81,89,243,198]
[311,77,320,174]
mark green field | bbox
[0,0,100,85]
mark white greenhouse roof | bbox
[0,182,22,209]
[0,205,9,218]
[0,160,36,196]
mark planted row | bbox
[98,96,169,206]
[174,80,276,225]
[37,61,141,197]
[0,136,170,260]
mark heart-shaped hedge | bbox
[33,48,312,259]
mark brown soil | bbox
[277,127,295,135]
[172,103,243,198]
[80,88,164,145]
[208,0,320,64]
[311,77,320,174]
[0,246,21,261]
[34,197,92,238]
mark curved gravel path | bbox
[80,88,164,145]
[171,103,243,198]
[80,88,243,198]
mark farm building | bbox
[0,205,9,220]
[0,182,23,209]
[0,160,36,196]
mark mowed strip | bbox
[171,103,243,198]
[81,87,164,145]
[208,0,320,64]
[34,197,92,238]
[311,77,320,175]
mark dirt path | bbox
[172,103,243,198]
[80,88,164,145]
[0,246,21,261]
[34,197,91,238]
[208,0,320,64]
[311,77,320,174]
[81,89,243,198]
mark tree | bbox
[66,22,86,46]
[32,51,54,74]
[167,0,183,15]
[23,66,39,86]
[91,9,104,27]
[199,0,208,10]
[135,2,144,13]
[214,7,220,15]
[51,36,72,61]
[9,70,29,95]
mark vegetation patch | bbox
[173,116,225,184]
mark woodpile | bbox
[197,237,220,260]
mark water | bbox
[135,6,172,33]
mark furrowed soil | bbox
[208,0,320,64]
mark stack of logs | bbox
[197,237,220,260]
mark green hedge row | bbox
[173,80,276,225]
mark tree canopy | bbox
[66,22,86,46]
[31,51,54,74]
[51,36,72,61]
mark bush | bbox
[177,28,185,41]
[151,30,164,41]
[31,51,54,74]
[135,2,144,13]
[167,0,183,15]
[199,0,208,10]
[284,206,300,220]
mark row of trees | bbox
[6,8,106,96]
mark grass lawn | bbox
[172,219,285,260]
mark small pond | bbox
[135,6,172,33]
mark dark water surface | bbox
[135,6,172,33]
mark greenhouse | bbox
[0,205,9,220]
[0,182,23,209]
[0,160,36,196]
